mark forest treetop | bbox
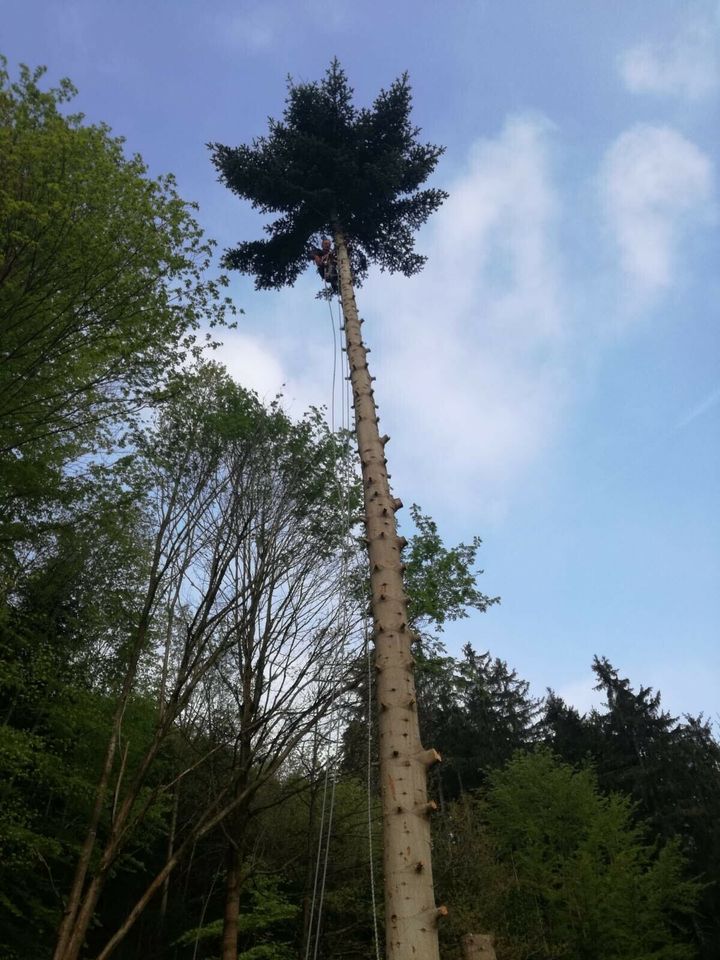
[0,57,234,545]
[209,58,448,288]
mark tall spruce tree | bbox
[211,60,448,960]
[422,644,540,800]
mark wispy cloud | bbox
[213,0,353,51]
[216,332,287,398]
[215,311,340,419]
[362,116,570,514]
[599,124,713,295]
[673,385,720,431]
[619,18,720,100]
[214,114,715,523]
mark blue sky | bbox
[5,0,719,718]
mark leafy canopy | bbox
[0,56,236,574]
[0,57,233,483]
[404,505,499,634]
[210,59,447,288]
[436,751,700,960]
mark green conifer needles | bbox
[209,59,447,288]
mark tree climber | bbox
[309,237,338,292]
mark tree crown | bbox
[210,59,447,288]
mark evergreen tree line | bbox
[1,59,719,960]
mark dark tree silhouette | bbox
[210,58,446,288]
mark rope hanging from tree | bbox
[305,289,383,960]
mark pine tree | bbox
[590,658,720,959]
[435,751,700,960]
[211,60,448,960]
[442,645,540,796]
[542,691,599,767]
[545,659,720,960]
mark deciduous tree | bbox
[50,366,358,960]
[0,58,231,555]
[435,751,699,960]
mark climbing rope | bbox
[366,613,382,960]
[312,774,337,960]
[305,755,331,960]
[306,280,381,960]
[304,286,355,960]
[328,293,338,434]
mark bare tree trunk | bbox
[52,718,120,960]
[301,732,321,958]
[221,842,242,960]
[158,783,179,935]
[334,230,444,960]
[54,508,174,960]
[94,702,337,960]
[461,933,496,960]
[54,611,154,960]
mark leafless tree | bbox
[53,365,361,960]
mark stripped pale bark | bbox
[334,230,444,960]
[461,933,497,960]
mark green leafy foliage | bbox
[210,58,447,288]
[418,644,541,799]
[545,658,720,960]
[0,56,233,550]
[404,505,499,635]
[342,509,500,784]
[248,774,383,960]
[0,51,716,960]
[436,751,700,960]
[175,872,299,958]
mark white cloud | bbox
[361,116,570,514]
[619,20,720,99]
[599,125,713,294]
[214,0,353,51]
[214,300,345,421]
[214,116,714,523]
[215,332,287,398]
